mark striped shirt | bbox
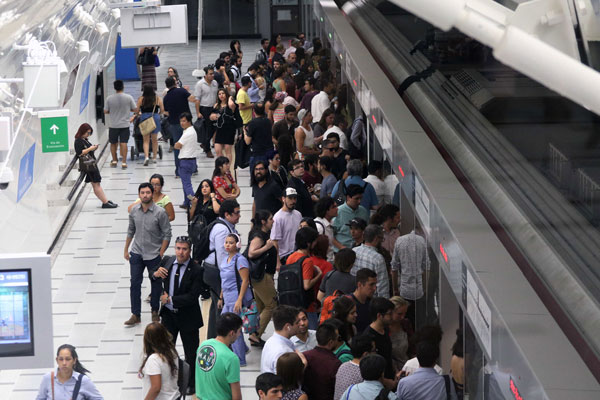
[391,231,426,300]
[351,244,389,298]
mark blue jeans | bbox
[179,158,197,207]
[169,123,183,176]
[307,311,320,330]
[129,253,162,316]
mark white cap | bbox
[284,187,298,197]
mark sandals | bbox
[110,161,117,168]
[121,163,127,169]
[249,337,265,347]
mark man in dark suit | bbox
[153,236,203,395]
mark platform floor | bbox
[1,39,267,399]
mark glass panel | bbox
[204,0,230,36]
[231,0,257,35]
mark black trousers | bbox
[161,308,200,392]
[207,289,220,340]
[199,106,215,154]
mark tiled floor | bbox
[1,39,268,399]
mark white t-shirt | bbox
[402,357,443,376]
[178,126,198,159]
[141,353,180,400]
[363,175,386,206]
[323,126,349,149]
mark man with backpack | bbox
[396,341,457,399]
[339,354,396,400]
[332,184,370,249]
[331,159,379,211]
[279,227,323,329]
[201,200,241,339]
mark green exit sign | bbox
[39,110,69,153]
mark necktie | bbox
[173,263,184,295]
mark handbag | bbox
[139,103,157,136]
[79,152,98,173]
[241,300,259,334]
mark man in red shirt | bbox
[286,227,323,329]
[302,322,343,400]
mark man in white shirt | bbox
[363,160,387,206]
[261,305,303,373]
[291,309,317,352]
[194,66,218,158]
[314,196,340,262]
[311,79,335,122]
[323,114,349,149]
[174,112,198,209]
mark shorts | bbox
[109,127,130,144]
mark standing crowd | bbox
[43,35,463,400]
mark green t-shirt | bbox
[334,342,354,363]
[196,338,240,399]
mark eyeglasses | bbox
[294,165,304,170]
[232,210,241,215]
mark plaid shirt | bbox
[391,231,426,300]
[351,244,389,298]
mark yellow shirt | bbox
[236,89,252,125]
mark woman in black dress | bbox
[74,123,117,208]
[189,179,221,225]
[210,88,237,162]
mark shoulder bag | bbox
[233,256,259,334]
[139,102,157,136]
[78,140,98,173]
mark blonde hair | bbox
[390,296,409,309]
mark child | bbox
[218,233,254,366]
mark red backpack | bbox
[319,289,346,325]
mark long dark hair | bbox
[230,40,241,55]
[56,344,90,375]
[332,296,357,341]
[370,204,400,226]
[276,352,304,391]
[74,123,93,139]
[268,34,281,51]
[318,109,334,129]
[265,87,276,104]
[212,156,230,178]
[195,178,215,199]
[250,209,272,232]
[141,84,156,109]
[139,322,179,378]
[216,88,230,108]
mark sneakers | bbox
[151,311,160,322]
[151,158,158,164]
[206,151,214,158]
[143,158,149,166]
[110,160,117,168]
[124,314,141,326]
[102,201,118,209]
[168,145,174,153]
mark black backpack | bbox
[334,180,367,206]
[277,255,313,308]
[177,358,190,399]
[188,213,208,247]
[192,219,230,262]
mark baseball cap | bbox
[297,108,308,121]
[346,218,367,230]
[284,187,298,197]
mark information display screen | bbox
[0,270,34,357]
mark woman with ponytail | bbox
[246,210,277,347]
[36,344,103,399]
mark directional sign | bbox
[40,112,68,153]
[17,143,35,202]
[80,74,90,114]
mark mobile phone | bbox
[187,194,195,201]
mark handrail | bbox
[58,155,79,186]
